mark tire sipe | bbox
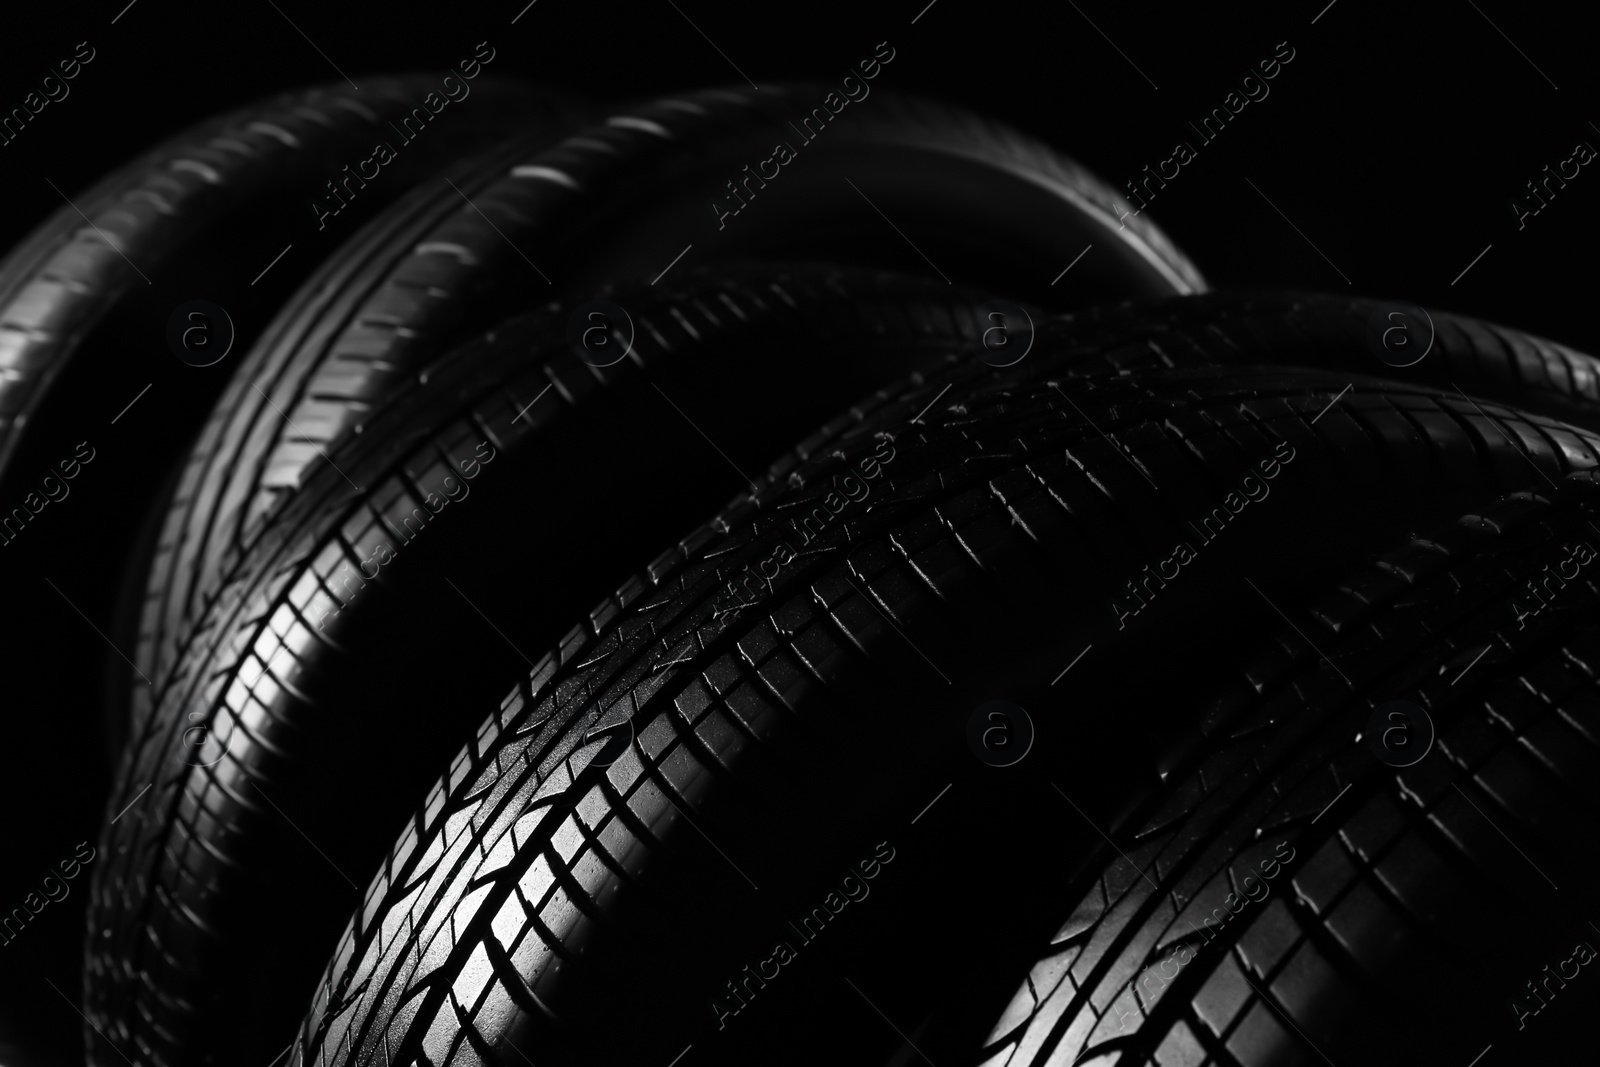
[267,312,1600,1067]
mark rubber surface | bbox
[265,316,1600,1067]
[85,265,1002,1067]
[1037,290,1600,433]
[0,75,571,499]
[980,472,1600,1066]
[122,83,1207,763]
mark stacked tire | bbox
[0,67,1591,1067]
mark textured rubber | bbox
[123,83,1207,760]
[263,325,1600,1065]
[0,75,571,497]
[85,265,1004,1067]
[1036,290,1600,433]
[980,473,1600,1067]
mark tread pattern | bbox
[128,83,1207,756]
[980,473,1600,1067]
[1035,290,1600,433]
[263,333,1600,1066]
[86,266,998,1067]
[0,75,570,489]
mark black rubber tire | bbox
[120,83,1207,762]
[978,473,1600,1067]
[104,114,581,763]
[262,328,1600,1064]
[85,265,1007,1067]
[0,75,574,500]
[1037,290,1600,434]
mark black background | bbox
[0,0,1591,1062]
